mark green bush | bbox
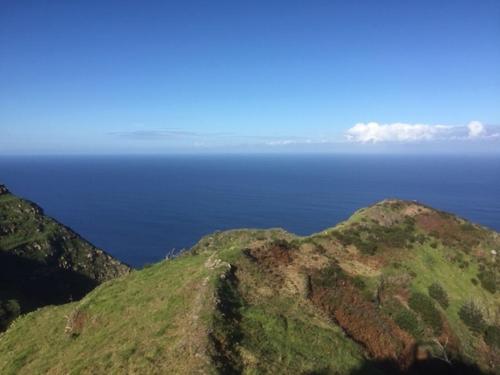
[351,276,366,290]
[313,263,347,288]
[270,239,293,250]
[331,229,377,255]
[415,234,427,244]
[484,325,500,349]
[428,283,449,309]
[409,292,442,335]
[394,308,422,339]
[459,301,486,334]
[0,299,21,331]
[461,223,476,232]
[477,270,497,294]
[332,221,417,255]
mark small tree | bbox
[477,270,497,294]
[395,308,422,338]
[428,282,449,309]
[409,292,442,335]
[459,301,486,334]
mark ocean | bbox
[1,154,499,267]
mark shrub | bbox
[313,263,347,289]
[395,308,422,339]
[333,222,417,255]
[484,325,500,349]
[270,239,292,250]
[459,301,486,334]
[430,230,440,238]
[459,261,469,269]
[415,234,426,244]
[4,299,20,316]
[0,299,21,331]
[461,223,476,232]
[351,276,366,290]
[315,244,327,254]
[331,230,377,255]
[428,283,449,309]
[478,270,497,294]
[255,233,266,240]
[409,292,442,335]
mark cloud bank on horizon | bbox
[106,120,500,151]
[345,121,498,144]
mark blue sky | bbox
[1,0,499,154]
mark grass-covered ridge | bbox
[0,184,130,332]
[0,198,499,374]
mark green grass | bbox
[398,243,499,360]
[0,196,59,253]
[0,198,498,374]
[238,300,367,374]
[0,194,16,203]
[0,252,216,374]
[209,240,369,374]
[3,229,341,374]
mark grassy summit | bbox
[0,197,498,374]
[0,185,129,331]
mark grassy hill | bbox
[0,198,498,374]
[0,185,130,331]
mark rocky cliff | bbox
[0,184,130,331]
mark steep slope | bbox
[0,185,130,331]
[0,199,498,374]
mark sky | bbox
[1,0,499,154]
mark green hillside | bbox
[0,185,130,331]
[0,198,498,374]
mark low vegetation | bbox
[0,196,499,374]
[392,304,422,339]
[428,282,449,309]
[0,299,20,331]
[484,325,500,349]
[459,301,486,335]
[477,269,497,294]
[408,292,443,336]
[331,217,417,255]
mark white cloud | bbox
[265,139,318,146]
[345,122,450,143]
[467,121,485,138]
[265,139,297,146]
[345,121,498,143]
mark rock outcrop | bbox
[0,184,130,331]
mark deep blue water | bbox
[0,155,499,267]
